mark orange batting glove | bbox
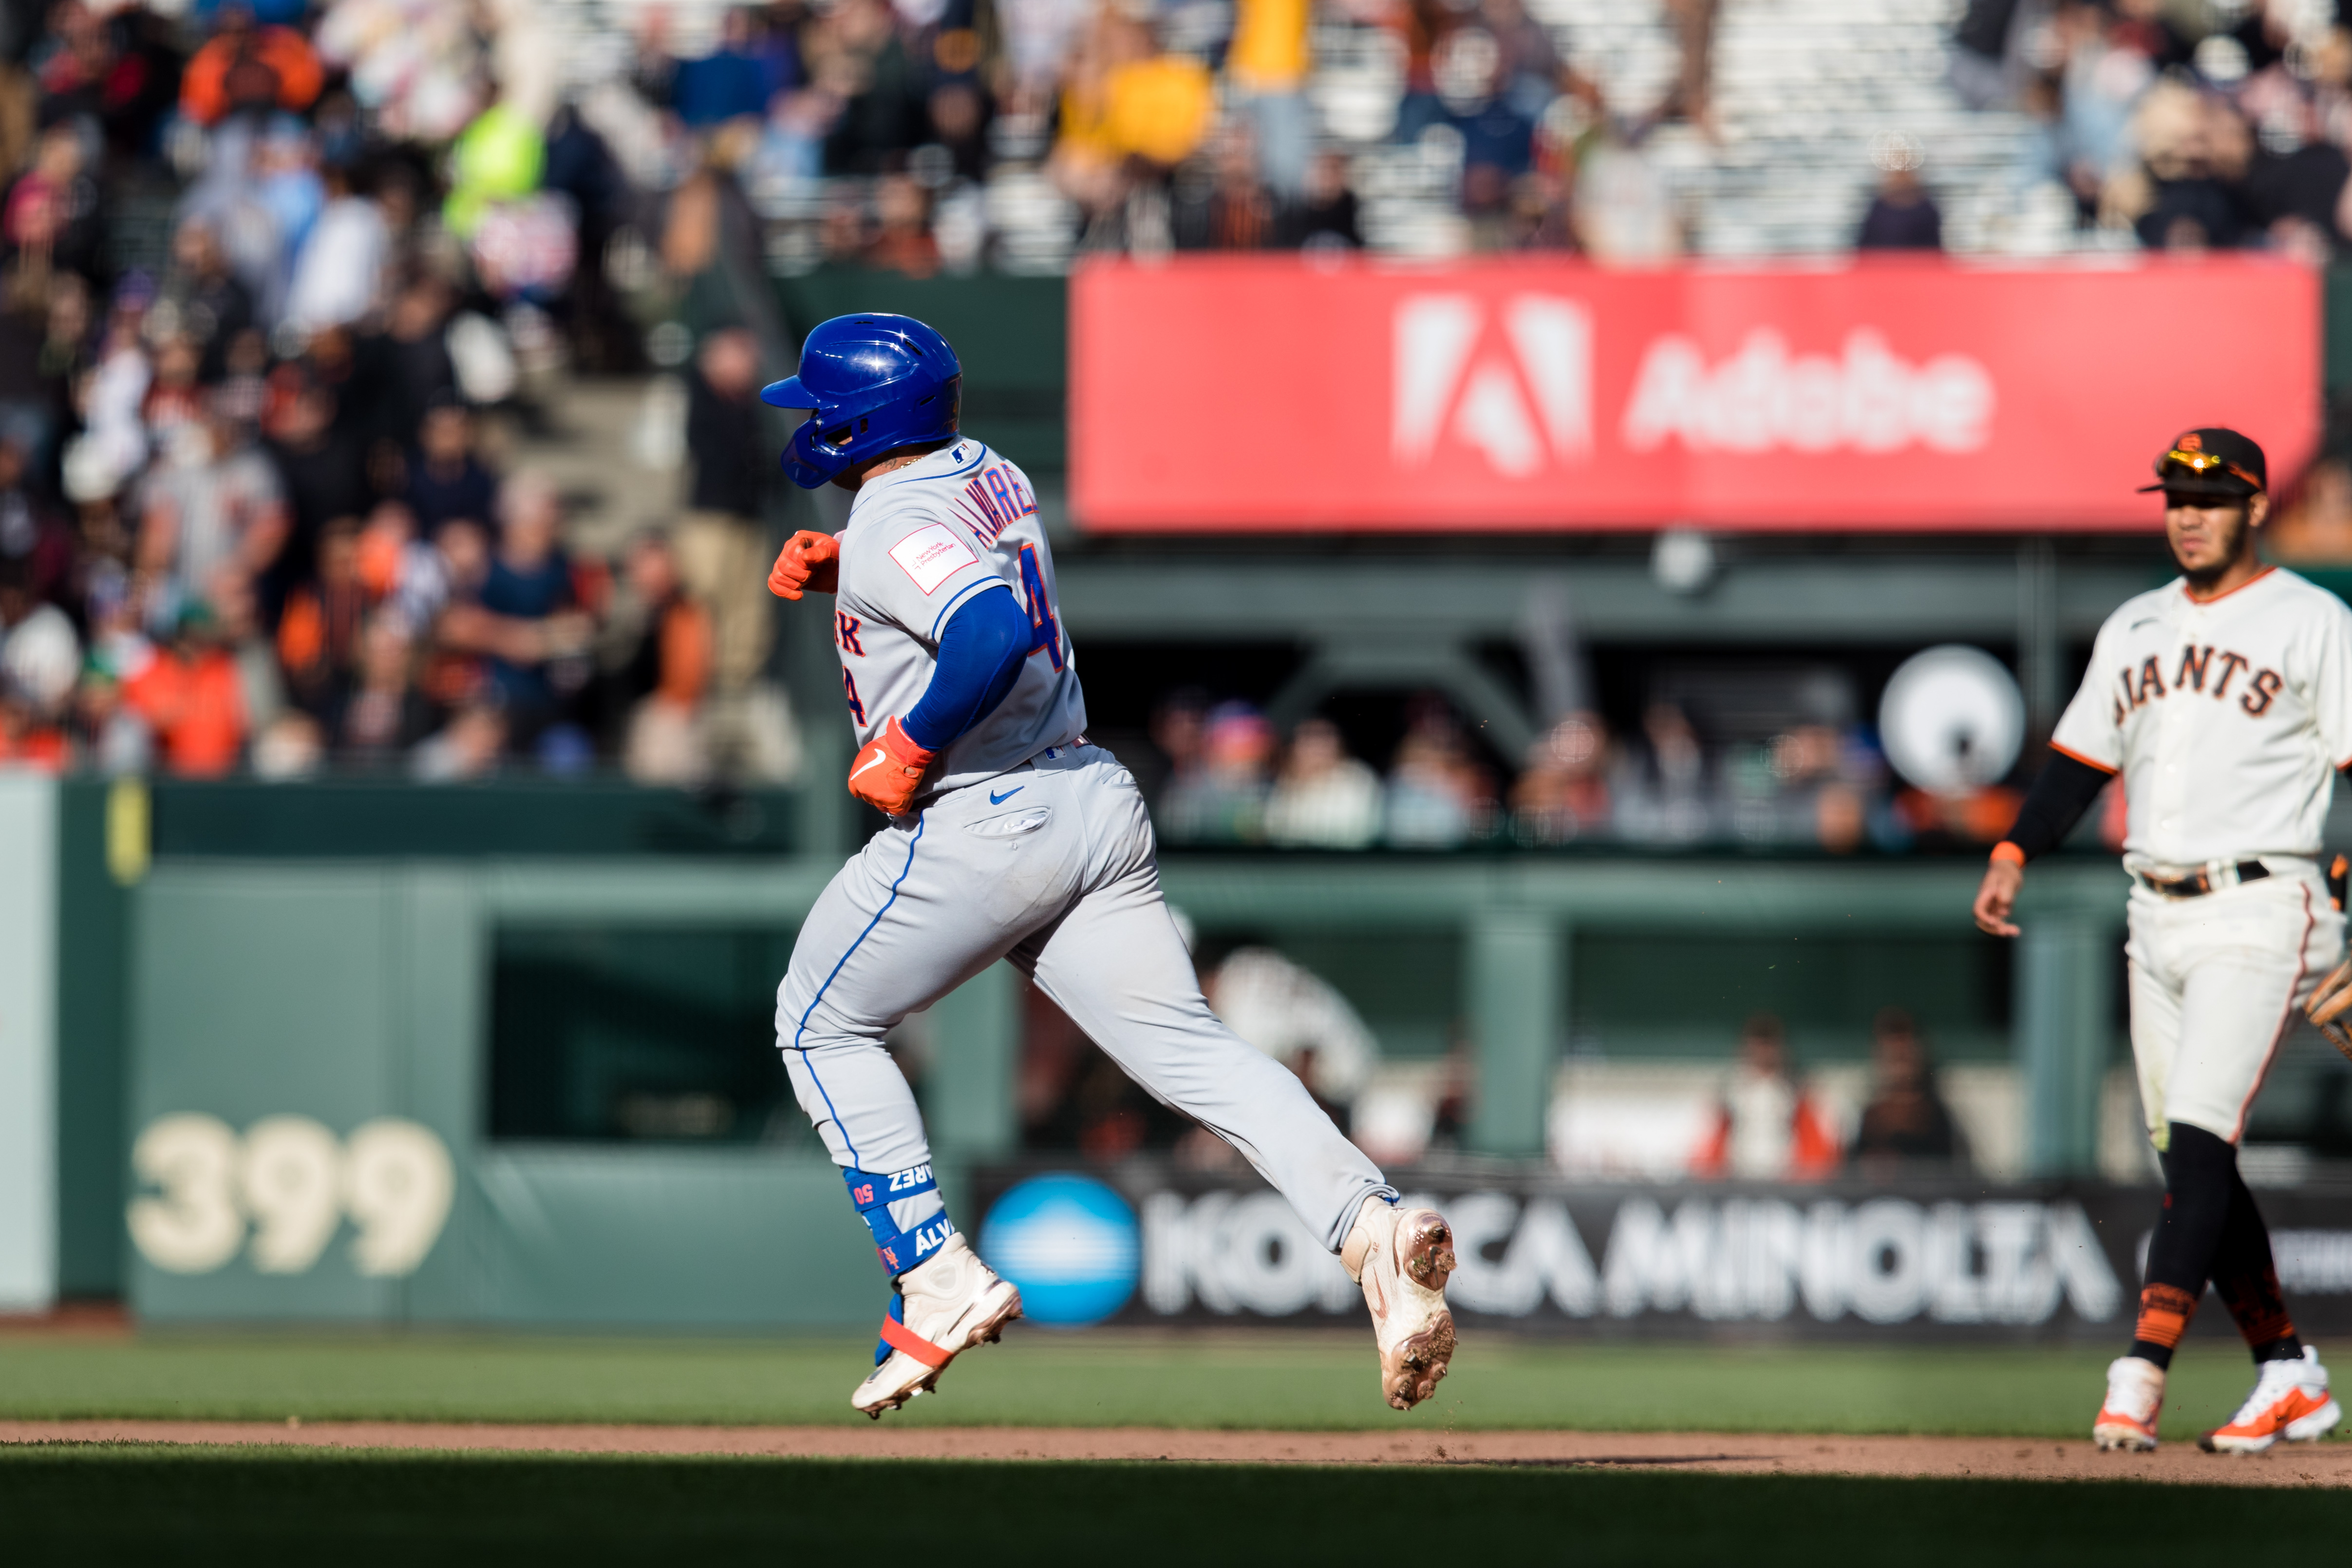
[768,530,841,600]
[846,717,937,817]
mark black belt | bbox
[2135,861,2270,898]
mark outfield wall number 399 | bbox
[129,1114,455,1277]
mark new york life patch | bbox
[889,522,979,595]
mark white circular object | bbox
[1878,644,2025,793]
[3,604,81,709]
[1652,528,1716,595]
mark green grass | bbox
[0,1332,2331,1442]
[0,1447,2339,1565]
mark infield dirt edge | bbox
[4,1421,2349,1487]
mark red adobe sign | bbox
[1068,255,2320,532]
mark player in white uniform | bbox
[1974,428,2346,1454]
[757,314,1457,1417]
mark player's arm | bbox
[1972,748,2114,937]
[848,584,1031,815]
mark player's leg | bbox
[778,820,975,1231]
[775,804,1081,1415]
[2201,1163,2341,1450]
[1015,751,1456,1410]
[2210,1166,2301,1364]
[1014,886,1393,1249]
[2096,898,2184,1450]
[1011,766,1392,1249]
[2164,876,2346,1450]
[2131,1121,2234,1367]
[2115,918,2278,1390]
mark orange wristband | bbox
[1990,841,2025,867]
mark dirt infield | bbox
[4,1420,2348,1486]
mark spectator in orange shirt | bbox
[604,530,714,784]
[0,690,69,769]
[277,515,368,715]
[1692,1013,1842,1181]
[180,5,324,127]
[121,601,248,776]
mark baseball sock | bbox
[2209,1163,2304,1364]
[2127,1121,2237,1370]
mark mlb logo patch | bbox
[889,523,978,595]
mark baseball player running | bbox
[758,314,1456,1417]
[1973,428,2344,1454]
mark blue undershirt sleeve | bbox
[901,582,1031,752]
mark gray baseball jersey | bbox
[830,439,1087,791]
[774,440,1393,1278]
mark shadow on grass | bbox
[1,1446,2338,1566]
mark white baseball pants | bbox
[774,744,1394,1253]
[2125,861,2345,1147]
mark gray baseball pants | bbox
[774,744,1394,1254]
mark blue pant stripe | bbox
[790,817,927,1170]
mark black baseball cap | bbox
[2138,427,2266,499]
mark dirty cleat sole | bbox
[1347,1202,1458,1412]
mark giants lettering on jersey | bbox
[2050,568,2352,864]
[2111,644,2283,722]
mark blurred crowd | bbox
[734,0,1705,267]
[1014,924,1980,1178]
[1141,687,2083,854]
[1957,0,2352,259]
[0,0,809,781]
[1694,1009,1971,1180]
[21,0,2352,777]
[735,0,2352,267]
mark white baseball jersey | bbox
[2051,567,2352,866]
[829,438,1086,792]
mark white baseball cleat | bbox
[850,1233,1022,1419]
[1342,1197,1457,1412]
[2200,1347,2342,1454]
[2092,1355,2164,1451]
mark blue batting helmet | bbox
[761,314,962,488]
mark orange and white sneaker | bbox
[1342,1197,1457,1411]
[850,1234,1022,1419]
[2200,1347,2341,1454]
[2093,1355,2165,1451]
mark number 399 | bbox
[128,1114,456,1278]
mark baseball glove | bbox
[2310,959,2352,1061]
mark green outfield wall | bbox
[21,775,2137,1327]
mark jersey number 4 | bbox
[1017,545,1064,672]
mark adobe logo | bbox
[1392,294,1592,477]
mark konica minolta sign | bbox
[972,1167,2352,1340]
